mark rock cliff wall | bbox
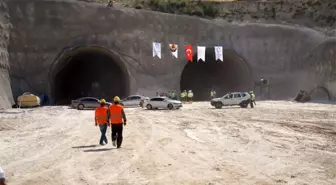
[2,0,336,105]
[0,0,13,109]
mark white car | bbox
[120,95,149,107]
[210,92,251,109]
[145,97,182,110]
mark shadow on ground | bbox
[72,145,98,149]
[83,148,114,152]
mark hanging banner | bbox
[214,46,223,62]
[185,45,193,62]
[153,42,161,59]
[169,44,178,58]
[197,46,206,62]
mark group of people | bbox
[180,90,194,103]
[156,91,178,100]
[94,96,127,148]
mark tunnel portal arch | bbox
[50,45,130,105]
[180,48,253,101]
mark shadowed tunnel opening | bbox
[180,48,253,101]
[51,46,129,105]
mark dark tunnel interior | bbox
[180,48,253,101]
[52,47,129,105]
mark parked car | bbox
[120,95,149,107]
[17,92,41,108]
[145,97,182,110]
[210,92,251,109]
[71,97,111,110]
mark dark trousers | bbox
[99,124,108,145]
[250,100,256,108]
[111,124,123,148]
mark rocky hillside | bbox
[0,0,13,109]
[93,0,336,29]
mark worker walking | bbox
[249,91,256,108]
[187,90,194,103]
[95,99,109,145]
[108,96,127,149]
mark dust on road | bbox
[0,101,335,185]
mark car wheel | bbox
[240,101,248,108]
[167,103,174,110]
[215,102,223,109]
[77,104,85,110]
[146,104,152,110]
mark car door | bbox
[122,97,131,106]
[129,96,141,106]
[86,98,99,108]
[157,98,167,108]
[149,98,161,108]
[225,93,235,105]
[233,93,242,104]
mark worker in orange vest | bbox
[108,96,127,148]
[95,99,109,145]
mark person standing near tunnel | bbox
[249,91,256,108]
[108,96,127,149]
[187,90,194,103]
[95,99,109,145]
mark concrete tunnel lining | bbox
[180,48,253,100]
[50,46,130,105]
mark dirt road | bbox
[0,101,335,185]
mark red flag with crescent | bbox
[185,45,193,62]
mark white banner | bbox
[169,44,178,58]
[153,42,161,59]
[197,46,206,62]
[214,46,223,62]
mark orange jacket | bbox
[95,106,108,124]
[109,104,124,124]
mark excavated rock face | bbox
[0,0,13,109]
[1,0,335,106]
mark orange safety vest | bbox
[95,106,108,124]
[109,104,123,124]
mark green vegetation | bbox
[114,0,220,18]
[93,0,335,27]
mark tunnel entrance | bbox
[51,46,129,105]
[180,48,253,101]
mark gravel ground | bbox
[0,101,335,185]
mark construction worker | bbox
[249,91,256,108]
[171,91,176,100]
[180,90,186,103]
[108,96,127,148]
[0,167,5,185]
[95,99,109,145]
[210,89,216,99]
[140,95,145,108]
[187,90,194,103]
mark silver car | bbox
[145,97,182,110]
[71,97,111,110]
[120,95,149,107]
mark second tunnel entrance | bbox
[180,48,253,101]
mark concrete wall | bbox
[3,0,336,106]
[0,0,13,109]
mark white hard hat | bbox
[0,167,5,179]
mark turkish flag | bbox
[185,45,193,62]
